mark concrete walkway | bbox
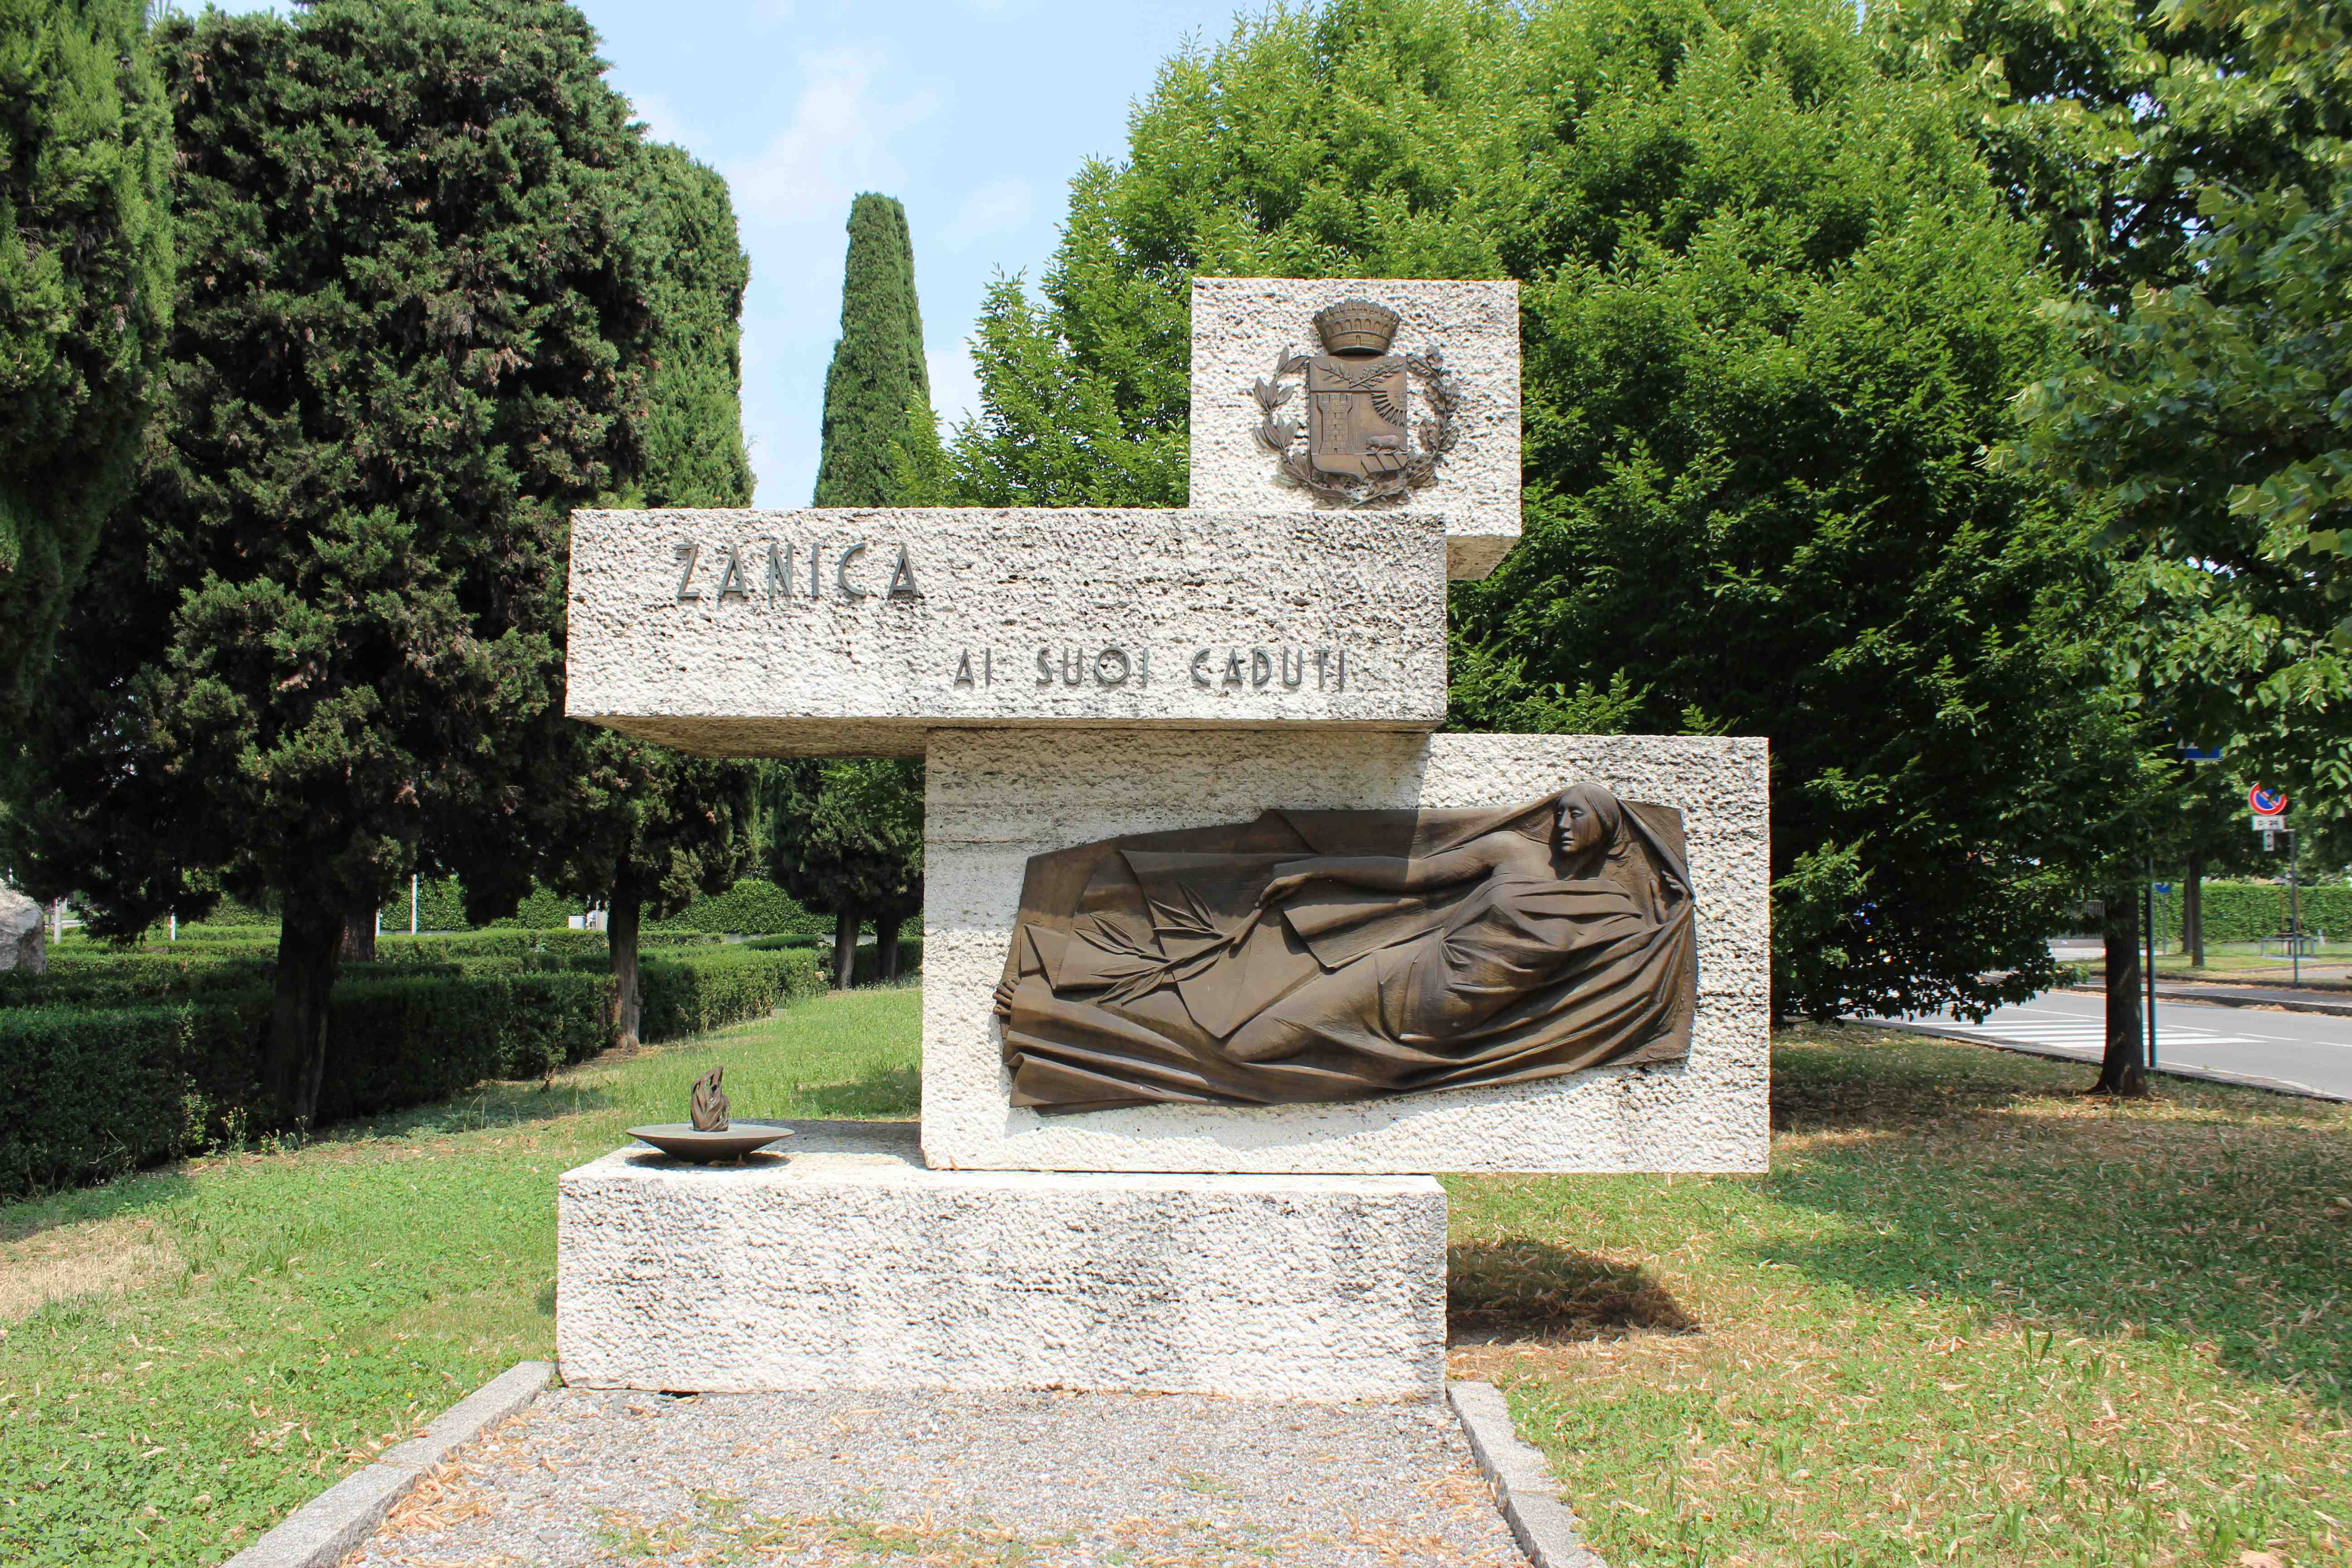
[340,1387,1530,1568]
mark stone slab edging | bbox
[223,1359,553,1568]
[1448,1379,1606,1568]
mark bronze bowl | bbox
[626,1120,794,1164]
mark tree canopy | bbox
[3,0,657,1126]
[533,137,758,1048]
[2015,0,2352,799]
[929,0,2128,1019]
[0,0,172,734]
[813,192,931,508]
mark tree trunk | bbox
[266,887,343,1132]
[2184,852,2204,968]
[877,916,902,983]
[2093,891,2149,1097]
[833,906,859,989]
[338,895,377,962]
[608,867,643,1051]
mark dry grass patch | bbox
[1449,1024,2352,1568]
[0,1212,182,1322]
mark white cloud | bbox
[724,46,936,230]
[939,177,1033,253]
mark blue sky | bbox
[225,0,1250,505]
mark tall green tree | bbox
[1870,0,2310,299]
[813,192,931,507]
[534,139,758,1048]
[2,0,653,1129]
[0,0,171,733]
[759,759,922,988]
[773,192,934,970]
[935,0,2125,1021]
[2015,0,2352,802]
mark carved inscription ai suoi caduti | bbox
[994,785,1697,1112]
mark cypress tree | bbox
[4,0,653,1130]
[812,193,930,507]
[534,139,758,1048]
[784,193,931,979]
[0,0,172,732]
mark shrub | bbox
[2151,882,2352,946]
[648,877,827,936]
[0,940,828,1197]
[314,971,610,1120]
[0,1002,259,1196]
[639,946,824,1040]
[852,938,923,987]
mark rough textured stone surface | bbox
[565,506,1447,757]
[343,1387,1526,1567]
[0,887,44,974]
[1188,278,1522,581]
[922,729,1769,1174]
[556,1120,1447,1400]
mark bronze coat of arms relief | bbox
[1251,297,1464,504]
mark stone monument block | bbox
[565,505,1448,757]
[557,1122,1446,1400]
[1187,277,1522,581]
[921,728,1769,1175]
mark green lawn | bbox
[0,985,919,1565]
[1454,1027,2352,1568]
[3,997,2346,1568]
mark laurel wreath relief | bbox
[1250,344,1463,505]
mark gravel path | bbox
[343,1387,1528,1567]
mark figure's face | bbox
[1555,797,1605,855]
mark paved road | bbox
[1889,990,2352,1101]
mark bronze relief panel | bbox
[995,785,1698,1112]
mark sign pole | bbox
[2143,856,2158,1073]
[2290,824,2303,986]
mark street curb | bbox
[224,1360,554,1568]
[2061,981,2352,1018]
[1448,1380,1606,1568]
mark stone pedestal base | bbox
[556,1121,1446,1401]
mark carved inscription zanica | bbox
[672,539,923,604]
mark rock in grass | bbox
[0,887,44,973]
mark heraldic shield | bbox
[1307,355,1411,478]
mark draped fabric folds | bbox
[995,789,1698,1112]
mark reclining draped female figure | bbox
[994,783,1698,1111]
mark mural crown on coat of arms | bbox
[1311,298,1401,357]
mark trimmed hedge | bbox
[648,877,828,937]
[0,941,827,1199]
[0,1001,257,1196]
[640,945,825,1039]
[2151,881,2352,946]
[315,971,610,1121]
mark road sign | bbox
[2250,784,2288,815]
[2180,744,2225,763]
[2266,830,2278,852]
[2253,813,2285,831]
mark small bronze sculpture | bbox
[689,1067,730,1131]
[1250,296,1462,504]
[627,1066,790,1162]
[995,785,1696,1112]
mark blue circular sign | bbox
[2250,785,2288,815]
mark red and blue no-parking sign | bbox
[2250,784,2288,815]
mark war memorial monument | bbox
[554,278,1769,1402]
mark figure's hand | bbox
[1259,871,1315,907]
[992,978,1017,1017]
